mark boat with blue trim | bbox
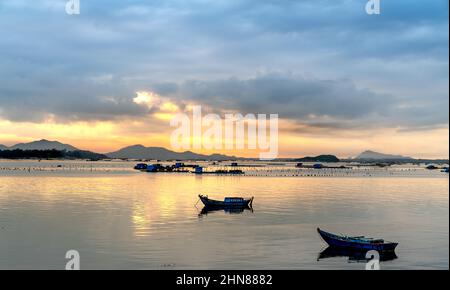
[199,195,254,208]
[317,228,398,252]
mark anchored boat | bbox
[199,195,254,208]
[317,228,398,252]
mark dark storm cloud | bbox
[152,73,448,131]
[158,75,389,118]
[0,0,447,129]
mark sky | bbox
[0,0,448,158]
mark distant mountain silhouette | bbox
[64,150,108,160]
[106,144,236,161]
[355,150,413,160]
[8,139,79,151]
[0,140,107,160]
[294,155,340,162]
[3,140,443,162]
[0,148,107,160]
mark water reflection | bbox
[317,247,398,263]
[198,205,254,216]
[0,161,447,269]
[132,202,154,237]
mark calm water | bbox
[0,161,448,269]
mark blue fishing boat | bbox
[317,228,398,252]
[199,195,254,208]
[133,163,148,170]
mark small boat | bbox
[133,163,148,170]
[199,195,254,208]
[317,228,398,252]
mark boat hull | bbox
[199,195,253,208]
[317,228,398,252]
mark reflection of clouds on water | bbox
[0,161,448,269]
[131,190,180,237]
[130,176,200,238]
[131,202,153,238]
[157,193,177,219]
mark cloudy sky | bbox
[0,0,448,158]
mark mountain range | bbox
[0,140,237,161]
[0,140,106,160]
[294,155,340,163]
[3,139,79,151]
[106,145,236,161]
[0,140,446,162]
[354,150,414,161]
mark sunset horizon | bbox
[0,0,448,274]
[0,134,449,160]
[1,1,448,161]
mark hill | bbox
[106,145,236,161]
[355,150,413,161]
[0,149,107,160]
[294,155,340,163]
[8,139,79,151]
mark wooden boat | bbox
[317,228,398,252]
[199,195,253,208]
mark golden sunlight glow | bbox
[154,113,177,121]
[153,101,180,120]
[133,91,181,121]
[133,91,161,109]
[0,116,448,159]
[160,102,179,112]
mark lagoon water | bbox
[0,160,448,269]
